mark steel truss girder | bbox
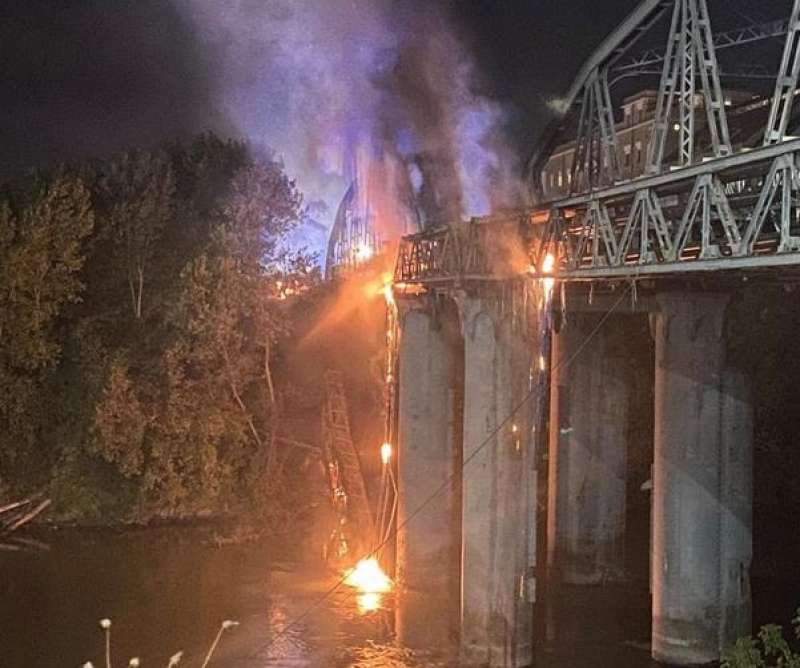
[395,144,800,286]
[543,147,800,280]
[742,153,800,254]
[764,0,800,145]
[616,19,789,75]
[570,68,620,193]
[647,0,731,173]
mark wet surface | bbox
[0,527,447,667]
[1,528,798,667]
[536,584,659,668]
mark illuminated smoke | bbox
[177,0,525,253]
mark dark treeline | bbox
[0,134,321,527]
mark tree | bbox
[90,357,148,478]
[0,174,94,484]
[98,150,175,320]
[722,610,800,668]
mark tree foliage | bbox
[723,610,800,668]
[0,135,322,527]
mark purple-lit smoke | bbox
[178,0,524,254]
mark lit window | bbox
[557,170,563,187]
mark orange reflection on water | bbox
[356,591,383,614]
[344,558,392,615]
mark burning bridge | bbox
[389,0,800,666]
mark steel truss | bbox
[647,0,731,172]
[396,1,800,285]
[570,68,620,193]
[538,140,800,279]
[531,0,800,203]
[764,0,800,145]
[395,141,800,284]
[614,19,789,78]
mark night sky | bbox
[0,0,792,204]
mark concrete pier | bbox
[461,302,534,667]
[652,293,753,665]
[396,307,461,650]
[547,313,633,585]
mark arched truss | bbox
[398,0,800,284]
[523,0,800,280]
[325,183,381,279]
[529,0,800,200]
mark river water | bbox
[2,528,796,667]
[0,527,455,668]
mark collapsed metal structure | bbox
[397,0,800,286]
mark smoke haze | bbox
[178,0,527,248]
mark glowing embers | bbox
[343,557,393,615]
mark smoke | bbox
[177,0,524,252]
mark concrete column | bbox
[547,313,632,585]
[461,304,534,667]
[652,293,753,665]
[396,308,460,650]
[719,368,753,652]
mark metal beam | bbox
[552,138,800,208]
[616,18,789,74]
[647,0,730,173]
[553,252,800,280]
[764,0,800,145]
[562,1,672,120]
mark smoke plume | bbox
[178,0,524,252]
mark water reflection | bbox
[0,527,704,667]
[356,592,383,614]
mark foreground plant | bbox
[201,620,240,668]
[84,618,188,667]
[722,608,800,667]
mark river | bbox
[0,527,448,667]
[2,527,797,667]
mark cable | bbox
[252,281,633,659]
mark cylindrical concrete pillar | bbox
[396,308,460,651]
[547,313,632,585]
[652,293,753,665]
[461,306,534,668]
[719,366,754,652]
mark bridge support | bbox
[461,301,534,668]
[547,313,633,585]
[652,293,753,665]
[396,308,461,651]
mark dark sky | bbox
[0,0,791,181]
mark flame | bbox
[542,252,556,297]
[356,592,382,614]
[344,557,392,594]
[380,442,392,465]
[381,283,394,307]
